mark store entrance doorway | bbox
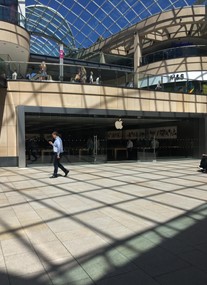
[25,114,108,165]
[17,107,200,167]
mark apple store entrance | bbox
[25,113,110,165]
[23,111,199,167]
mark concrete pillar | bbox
[17,106,26,168]
[134,32,141,88]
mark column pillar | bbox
[17,106,26,168]
[134,32,141,88]
[59,43,64,81]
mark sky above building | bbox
[25,0,199,56]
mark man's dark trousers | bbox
[53,153,67,176]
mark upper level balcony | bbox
[1,59,207,96]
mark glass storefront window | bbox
[142,46,207,66]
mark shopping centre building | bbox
[0,0,207,167]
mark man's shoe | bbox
[50,175,57,178]
[64,170,69,177]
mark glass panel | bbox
[3,61,134,88]
[0,1,25,26]
[24,112,199,166]
[25,114,108,166]
[25,0,197,56]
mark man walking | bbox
[49,131,69,178]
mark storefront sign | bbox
[139,71,207,88]
[108,126,177,140]
[147,126,177,139]
[107,131,123,140]
[124,129,145,139]
[169,74,184,81]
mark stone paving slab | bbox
[0,160,207,284]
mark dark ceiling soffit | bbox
[17,106,206,119]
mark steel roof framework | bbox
[25,0,198,56]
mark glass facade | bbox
[142,46,207,65]
[0,0,18,24]
[24,112,199,165]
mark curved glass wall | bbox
[0,0,18,23]
[142,46,207,65]
[26,5,75,57]
[0,0,26,27]
[139,72,207,95]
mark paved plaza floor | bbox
[0,160,207,285]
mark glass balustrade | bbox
[1,59,207,95]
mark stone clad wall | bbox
[6,81,207,112]
[0,21,30,62]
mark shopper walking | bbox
[49,131,69,178]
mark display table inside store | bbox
[41,149,70,163]
[114,147,128,160]
[79,148,89,158]
[41,149,53,163]
[137,147,155,161]
[107,147,128,160]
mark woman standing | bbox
[39,61,47,80]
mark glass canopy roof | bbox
[25,0,201,57]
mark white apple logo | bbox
[115,119,123,129]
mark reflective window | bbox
[0,0,18,24]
